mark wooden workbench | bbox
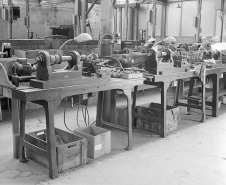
[132,67,223,138]
[11,77,144,179]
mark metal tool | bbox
[0,43,11,58]
[30,51,110,89]
[11,58,36,87]
[145,48,189,75]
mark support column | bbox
[101,0,113,35]
[196,0,202,42]
[133,6,139,40]
[8,0,13,39]
[124,0,129,40]
[161,3,166,39]
[81,0,87,33]
[179,2,183,36]
[100,0,113,122]
[119,8,123,37]
[114,8,117,33]
[220,0,225,42]
[128,7,133,40]
[26,0,30,39]
[151,0,157,38]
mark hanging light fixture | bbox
[176,3,181,8]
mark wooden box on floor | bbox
[136,103,180,135]
[25,128,87,173]
[74,126,111,159]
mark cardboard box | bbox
[74,126,111,159]
[136,103,180,135]
[25,128,87,173]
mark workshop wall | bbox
[0,0,101,39]
[166,0,222,37]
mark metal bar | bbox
[86,0,98,17]
[177,102,202,109]
[101,120,127,131]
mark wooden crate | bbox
[25,128,87,173]
[136,103,180,135]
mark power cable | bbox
[64,97,74,132]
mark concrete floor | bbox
[0,88,226,185]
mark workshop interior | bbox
[0,0,226,184]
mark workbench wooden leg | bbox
[19,101,27,163]
[96,91,104,127]
[110,90,116,125]
[160,82,169,138]
[132,86,138,128]
[123,89,132,150]
[212,73,219,117]
[12,99,20,159]
[44,101,58,179]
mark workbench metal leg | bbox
[110,90,116,125]
[160,82,169,138]
[12,99,20,159]
[132,86,138,128]
[187,78,195,113]
[212,73,219,117]
[19,101,27,163]
[123,89,132,150]
[44,101,58,179]
[96,91,104,127]
[174,79,181,106]
[200,72,206,123]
